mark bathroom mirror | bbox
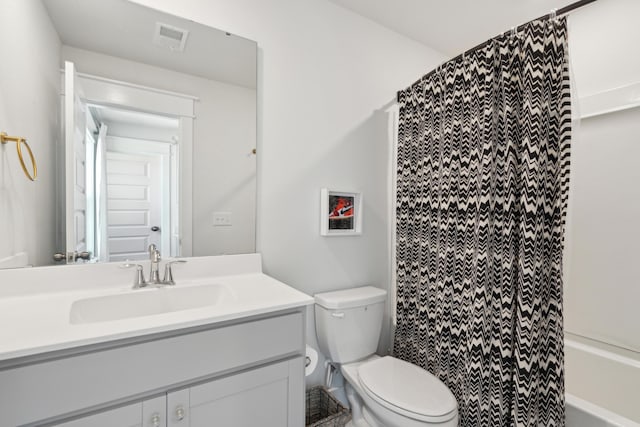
[0,0,257,268]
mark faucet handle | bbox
[121,263,147,288]
[163,260,187,285]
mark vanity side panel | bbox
[0,311,303,426]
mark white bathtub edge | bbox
[566,339,640,370]
[567,394,640,427]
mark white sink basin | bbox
[70,284,231,324]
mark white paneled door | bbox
[64,61,88,261]
[106,151,162,261]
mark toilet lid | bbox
[358,357,457,419]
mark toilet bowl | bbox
[314,286,458,427]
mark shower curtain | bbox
[393,17,570,426]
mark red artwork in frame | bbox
[320,189,362,236]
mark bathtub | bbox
[565,333,640,426]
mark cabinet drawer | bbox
[0,312,303,426]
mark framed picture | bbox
[320,189,362,236]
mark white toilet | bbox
[315,286,459,427]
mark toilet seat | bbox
[357,356,458,423]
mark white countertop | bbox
[0,255,313,362]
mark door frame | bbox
[61,69,197,257]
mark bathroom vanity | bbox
[0,254,313,426]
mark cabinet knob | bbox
[175,405,185,421]
[151,413,161,427]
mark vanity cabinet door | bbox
[167,358,304,427]
[54,396,166,427]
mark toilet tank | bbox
[314,286,387,364]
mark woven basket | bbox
[305,386,351,427]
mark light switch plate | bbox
[213,211,232,226]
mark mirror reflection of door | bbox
[62,60,195,264]
[65,62,181,263]
[92,107,178,263]
[106,151,162,261]
[105,136,174,261]
[64,61,88,261]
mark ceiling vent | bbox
[153,22,189,52]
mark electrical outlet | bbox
[213,212,232,226]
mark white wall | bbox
[570,0,640,97]
[564,107,640,353]
[0,0,60,268]
[62,46,257,257]
[129,0,446,385]
[563,0,640,354]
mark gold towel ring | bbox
[1,132,37,181]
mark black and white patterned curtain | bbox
[394,17,570,426]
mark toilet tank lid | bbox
[314,286,386,309]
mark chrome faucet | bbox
[148,244,162,285]
[122,245,187,289]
